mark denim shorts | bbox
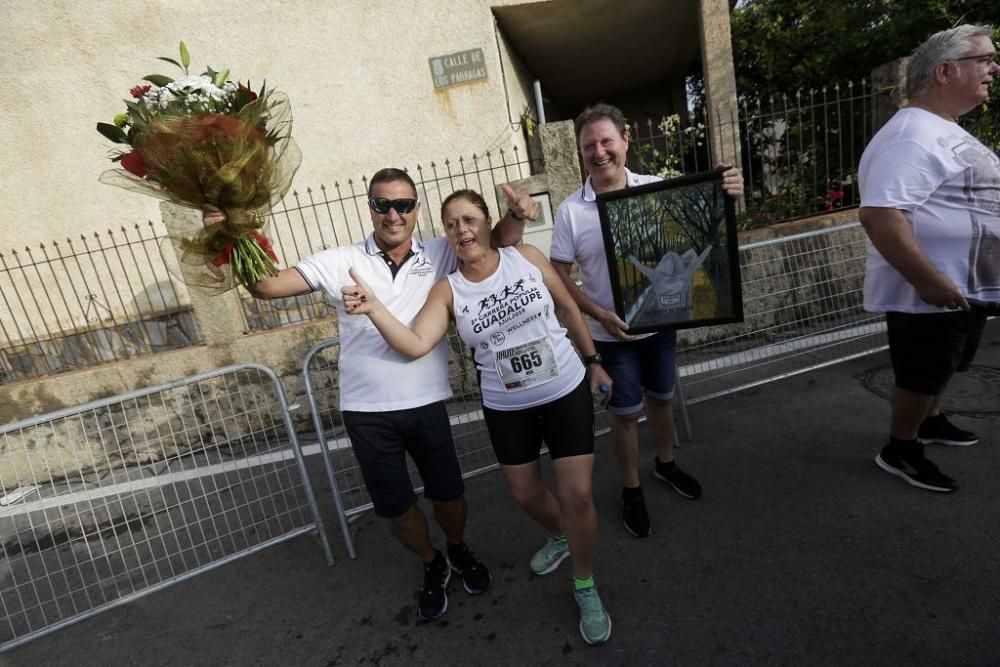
[594,330,678,415]
[886,311,987,396]
[342,401,464,518]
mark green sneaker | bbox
[574,585,612,645]
[530,536,570,575]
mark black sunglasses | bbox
[368,197,418,215]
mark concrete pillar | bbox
[698,0,743,172]
[539,120,583,209]
[871,57,909,133]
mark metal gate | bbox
[678,221,887,404]
[0,363,332,652]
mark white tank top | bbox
[448,246,585,410]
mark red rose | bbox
[238,85,258,102]
[120,151,147,178]
[130,84,151,99]
[211,242,233,267]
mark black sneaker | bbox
[622,488,651,538]
[652,458,702,499]
[875,441,957,493]
[446,542,493,595]
[417,550,451,621]
[917,413,978,447]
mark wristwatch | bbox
[582,353,603,366]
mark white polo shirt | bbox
[296,234,459,412]
[550,169,661,342]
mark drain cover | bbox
[859,364,1000,417]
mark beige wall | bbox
[1,0,535,247]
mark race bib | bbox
[494,337,559,391]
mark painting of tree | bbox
[598,170,742,333]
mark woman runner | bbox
[342,189,615,645]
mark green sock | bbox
[573,576,595,591]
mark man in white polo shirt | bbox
[550,103,743,538]
[204,167,538,621]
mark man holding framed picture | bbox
[550,103,743,538]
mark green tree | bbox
[729,0,997,102]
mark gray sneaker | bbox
[574,585,612,645]
[530,536,570,575]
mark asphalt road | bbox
[4,322,999,666]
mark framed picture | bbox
[596,169,743,334]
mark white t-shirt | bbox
[550,169,661,341]
[296,235,458,412]
[448,246,585,411]
[859,107,1000,313]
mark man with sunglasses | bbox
[203,167,539,621]
[859,24,999,493]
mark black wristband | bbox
[583,353,603,366]
[510,210,526,221]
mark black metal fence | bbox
[240,146,542,331]
[628,80,876,228]
[0,147,542,383]
[0,223,201,385]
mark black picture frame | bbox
[596,169,743,334]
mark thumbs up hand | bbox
[501,184,540,222]
[341,267,379,315]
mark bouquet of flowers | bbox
[96,41,300,289]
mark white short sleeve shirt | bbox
[550,169,661,341]
[295,235,459,411]
[859,107,1000,312]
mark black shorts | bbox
[885,311,988,396]
[482,380,595,466]
[343,401,464,518]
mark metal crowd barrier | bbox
[0,363,332,652]
[303,333,689,558]
[678,221,887,405]
[302,332,502,559]
[304,221,884,557]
